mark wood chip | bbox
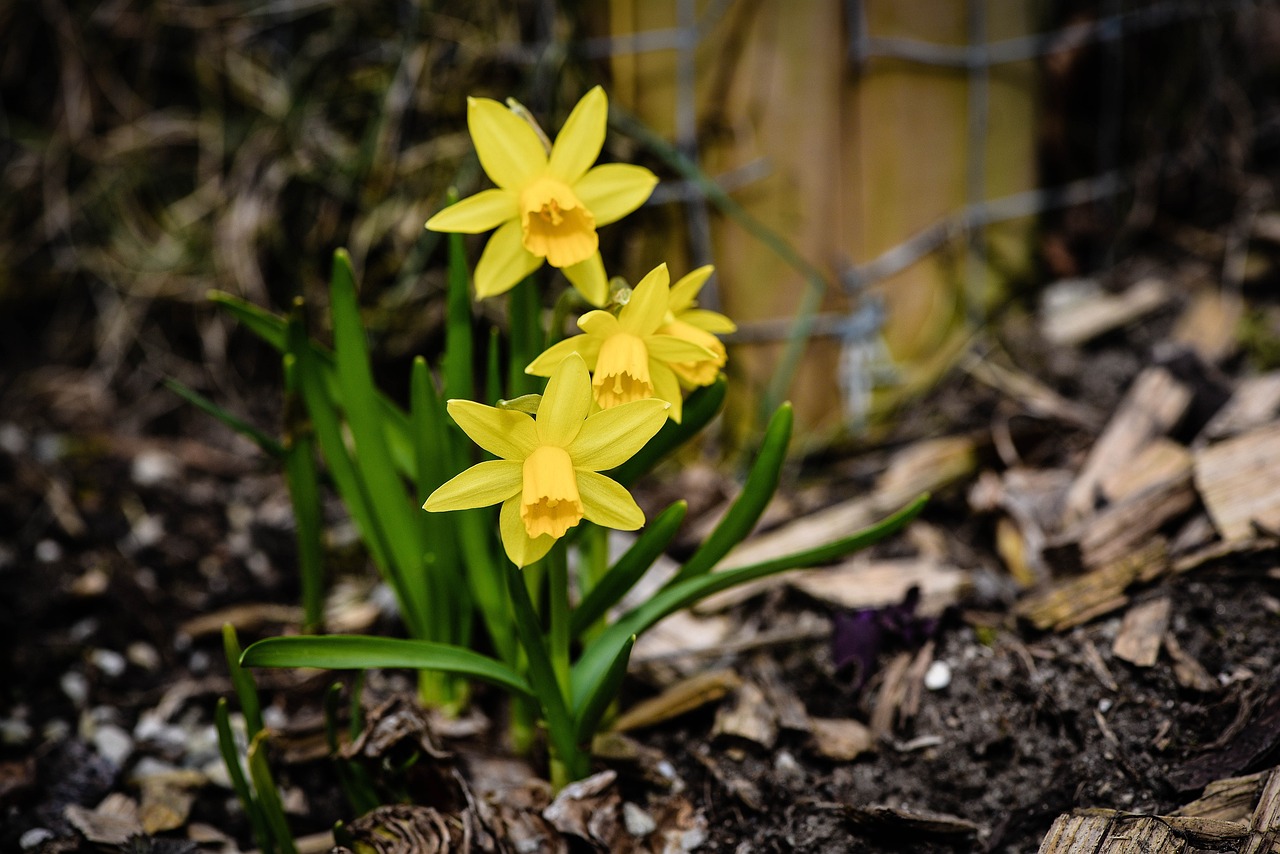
[1077,469,1196,568]
[1251,767,1280,832]
[1037,812,1111,853]
[712,681,778,749]
[178,602,304,639]
[808,717,875,761]
[65,794,143,846]
[1040,276,1171,347]
[1112,597,1172,667]
[1016,539,1169,632]
[1173,771,1269,821]
[869,652,913,737]
[1172,287,1244,364]
[610,670,741,734]
[1200,372,1280,443]
[752,656,810,733]
[1164,633,1218,693]
[1098,439,1194,505]
[1194,423,1280,541]
[1064,366,1193,525]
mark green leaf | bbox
[282,353,326,633]
[222,624,263,739]
[247,733,297,854]
[163,378,284,460]
[328,251,430,638]
[667,403,792,586]
[573,634,634,743]
[572,496,925,710]
[210,290,418,480]
[505,566,576,762]
[241,635,534,698]
[215,698,273,854]
[608,377,726,487]
[570,502,687,638]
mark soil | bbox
[4,264,1280,853]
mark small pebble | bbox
[126,642,161,671]
[1098,698,1113,713]
[60,671,89,707]
[34,433,64,463]
[0,423,27,455]
[131,450,180,486]
[188,650,211,675]
[93,723,133,767]
[127,514,164,550]
[623,801,657,837]
[924,660,952,691]
[0,717,32,745]
[19,828,53,850]
[35,539,63,563]
[130,756,178,782]
[91,649,127,679]
[773,748,805,785]
[70,617,99,643]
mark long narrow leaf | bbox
[163,378,284,460]
[569,502,687,638]
[222,624,263,739]
[667,403,792,586]
[328,251,430,638]
[211,290,417,479]
[505,566,575,759]
[282,353,326,632]
[247,733,297,854]
[608,378,726,487]
[215,698,273,854]
[572,496,925,710]
[241,635,533,698]
[573,634,634,743]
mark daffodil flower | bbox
[423,354,667,567]
[425,87,659,306]
[658,265,737,387]
[525,264,715,423]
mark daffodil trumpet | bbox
[424,353,668,567]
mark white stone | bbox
[93,723,133,766]
[924,660,952,691]
[20,828,53,850]
[91,649,127,678]
[132,450,180,486]
[35,539,62,563]
[623,802,656,837]
[60,671,89,707]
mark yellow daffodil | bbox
[423,354,667,567]
[525,264,715,423]
[657,265,737,387]
[424,86,659,306]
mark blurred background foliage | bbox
[3,0,1279,445]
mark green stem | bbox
[548,543,570,697]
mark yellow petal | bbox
[535,352,592,447]
[474,219,543,298]
[446,399,537,460]
[468,96,547,190]
[578,309,620,337]
[525,335,599,377]
[547,86,606,185]
[561,251,608,307]
[668,265,715,312]
[577,470,645,530]
[679,307,737,334]
[520,445,584,539]
[425,189,517,234]
[573,164,658,226]
[651,362,683,423]
[646,333,716,364]
[500,494,557,567]
[567,399,669,470]
[518,177,598,268]
[424,460,523,511]
[593,333,653,408]
[618,264,669,335]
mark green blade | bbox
[666,403,792,587]
[242,635,533,698]
[571,496,925,710]
[569,502,687,638]
[163,378,284,460]
[573,634,634,743]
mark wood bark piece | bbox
[808,717,875,761]
[1064,367,1193,525]
[1098,439,1194,505]
[1015,539,1168,632]
[712,681,778,748]
[1250,768,1280,832]
[1173,771,1268,822]
[1172,286,1244,364]
[1037,812,1111,853]
[1195,423,1280,541]
[1200,372,1280,443]
[1040,277,1171,347]
[1077,469,1196,568]
[1112,597,1172,667]
[1164,633,1219,693]
[609,670,741,734]
[752,656,810,733]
